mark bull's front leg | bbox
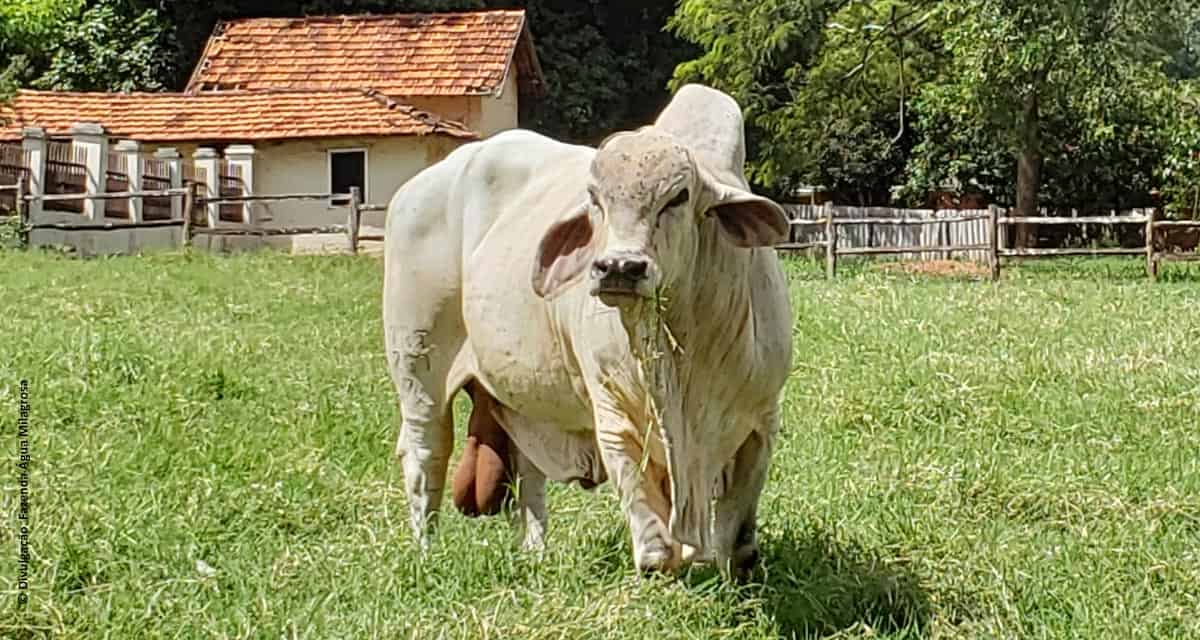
[712,408,778,580]
[593,402,682,573]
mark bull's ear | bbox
[532,206,596,299]
[701,175,790,248]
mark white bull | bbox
[382,84,793,576]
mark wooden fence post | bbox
[941,218,951,261]
[180,182,194,250]
[16,178,28,247]
[987,205,1001,281]
[1145,208,1158,281]
[347,187,361,255]
[824,202,837,279]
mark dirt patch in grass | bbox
[878,259,990,279]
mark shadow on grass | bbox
[748,526,933,638]
[577,516,939,637]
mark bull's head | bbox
[531,128,789,305]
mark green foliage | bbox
[0,55,26,104]
[904,0,1193,210]
[1158,81,1200,215]
[767,0,942,203]
[670,1,959,200]
[0,0,83,94]
[0,210,23,247]
[672,0,1200,209]
[516,1,693,142]
[670,0,838,195]
[0,0,82,52]
[34,0,175,92]
[0,0,173,94]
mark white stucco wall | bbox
[250,134,466,228]
[478,72,521,138]
[409,73,521,139]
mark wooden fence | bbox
[141,157,174,221]
[105,151,130,219]
[0,181,377,254]
[784,203,1200,280]
[0,146,29,213]
[217,161,245,223]
[186,164,210,227]
[44,142,87,214]
[786,205,991,262]
[6,158,1198,278]
[192,189,380,254]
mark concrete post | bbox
[154,147,184,220]
[21,127,46,220]
[193,147,220,228]
[224,144,256,224]
[71,122,108,221]
[114,140,143,222]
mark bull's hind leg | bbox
[386,324,462,548]
[713,411,778,579]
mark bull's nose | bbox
[593,254,649,280]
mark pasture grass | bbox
[1,249,1199,639]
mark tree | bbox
[1159,81,1200,216]
[0,0,83,99]
[35,0,175,92]
[511,0,693,142]
[669,0,840,196]
[909,0,1193,227]
[669,0,951,202]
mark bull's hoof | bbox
[730,543,760,582]
[635,537,682,575]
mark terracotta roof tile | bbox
[186,10,543,97]
[0,89,477,142]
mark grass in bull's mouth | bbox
[1,249,1198,639]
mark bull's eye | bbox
[663,188,689,212]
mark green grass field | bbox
[2,250,1199,639]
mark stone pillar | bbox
[224,144,256,224]
[193,147,220,228]
[71,122,107,221]
[21,127,46,220]
[154,147,184,220]
[114,140,143,222]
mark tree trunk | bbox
[1014,87,1042,249]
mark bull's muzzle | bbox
[591,251,652,301]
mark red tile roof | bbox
[186,10,544,97]
[0,89,478,142]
